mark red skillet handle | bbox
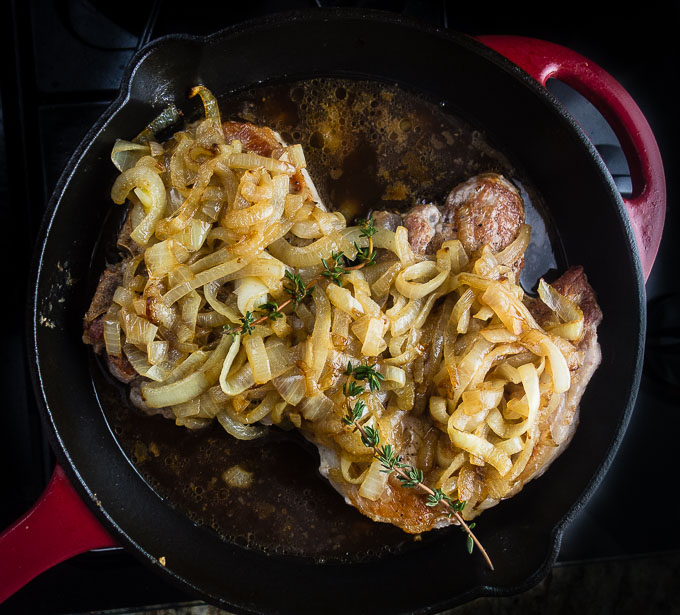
[475,35,666,281]
[0,465,117,603]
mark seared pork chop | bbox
[84,119,601,535]
[315,176,601,531]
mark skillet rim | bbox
[27,6,647,613]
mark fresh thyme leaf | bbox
[223,311,256,337]
[451,499,466,513]
[352,360,385,392]
[345,381,364,397]
[257,300,284,320]
[360,425,380,449]
[321,251,347,286]
[239,311,256,336]
[398,466,424,489]
[284,270,312,309]
[359,216,377,238]
[426,488,450,507]
[342,399,367,426]
[377,444,403,473]
[467,534,474,554]
[353,241,377,267]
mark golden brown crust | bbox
[403,204,441,254]
[82,264,124,352]
[445,173,525,254]
[222,121,281,157]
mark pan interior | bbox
[93,76,563,564]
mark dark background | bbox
[1,1,678,613]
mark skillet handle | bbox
[0,464,117,603]
[475,35,666,281]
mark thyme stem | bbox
[349,417,494,571]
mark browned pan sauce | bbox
[101,78,560,564]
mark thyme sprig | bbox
[224,310,256,338]
[223,216,377,337]
[321,251,347,287]
[354,241,377,267]
[284,270,314,309]
[340,369,494,570]
[360,216,377,239]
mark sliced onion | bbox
[538,278,584,341]
[460,383,504,416]
[204,281,241,322]
[308,288,332,383]
[265,340,298,378]
[142,370,209,407]
[449,337,494,392]
[189,247,230,273]
[147,340,169,365]
[361,317,387,357]
[244,391,280,424]
[480,326,519,343]
[142,335,231,407]
[326,284,364,318]
[298,393,333,421]
[111,166,167,246]
[380,365,406,389]
[358,458,388,501]
[244,335,272,385]
[235,276,269,316]
[340,455,369,485]
[480,282,527,335]
[448,429,512,476]
[133,104,181,145]
[145,240,180,278]
[384,346,422,366]
[389,297,423,336]
[172,219,212,252]
[496,223,531,265]
[541,336,571,393]
[111,140,149,172]
[112,286,135,309]
[226,152,295,175]
[103,316,122,357]
[119,309,158,345]
[268,229,360,268]
[518,362,540,419]
[395,259,449,300]
[371,262,401,299]
[272,371,306,405]
[220,363,255,397]
[218,334,242,394]
[164,350,208,384]
[163,256,249,306]
[452,288,475,334]
[429,396,448,424]
[216,411,267,440]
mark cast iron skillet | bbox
[1,8,666,613]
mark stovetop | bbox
[1,1,678,613]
